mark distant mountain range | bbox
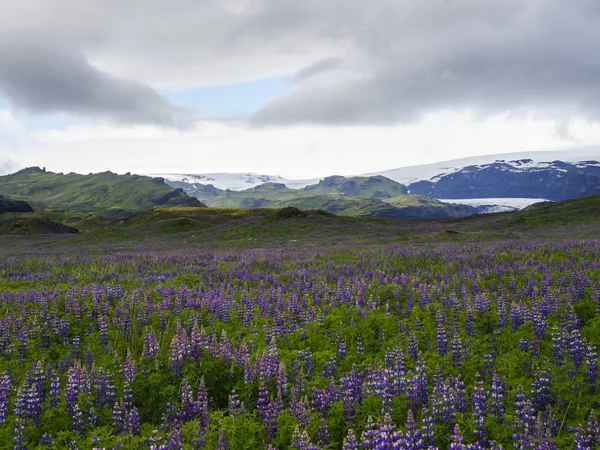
[157,148,600,213]
[3,148,600,225]
[166,175,476,220]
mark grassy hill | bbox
[302,175,408,198]
[0,195,34,213]
[2,194,600,245]
[0,216,79,235]
[0,167,205,218]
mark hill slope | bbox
[0,195,34,213]
[0,167,206,219]
[169,175,475,219]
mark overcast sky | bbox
[2,0,600,178]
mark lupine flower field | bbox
[1,240,600,449]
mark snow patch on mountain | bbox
[439,198,551,214]
[153,173,319,191]
[367,147,600,184]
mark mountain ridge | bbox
[0,167,206,219]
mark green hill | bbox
[0,167,206,219]
[0,195,34,213]
[171,175,475,219]
[0,216,79,235]
[302,175,408,198]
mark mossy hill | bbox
[170,175,475,219]
[0,195,34,213]
[3,194,598,245]
[0,167,205,219]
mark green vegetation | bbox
[0,216,79,235]
[176,176,475,219]
[0,167,205,219]
[0,194,34,213]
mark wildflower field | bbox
[1,240,599,449]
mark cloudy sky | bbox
[2,0,600,178]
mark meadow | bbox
[0,238,599,449]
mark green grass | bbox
[2,195,600,248]
[0,167,205,218]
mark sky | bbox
[2,0,600,178]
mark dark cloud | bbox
[3,1,600,127]
[250,0,600,125]
[0,39,196,128]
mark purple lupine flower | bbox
[585,345,598,391]
[256,381,269,421]
[338,336,347,361]
[321,358,337,379]
[436,310,448,356]
[360,415,379,450]
[290,393,310,429]
[408,331,418,360]
[551,328,565,367]
[169,426,184,449]
[451,333,464,367]
[465,307,476,337]
[449,424,466,450]
[341,365,362,424]
[277,362,288,398]
[13,417,26,450]
[291,425,318,450]
[568,329,585,373]
[49,369,61,408]
[40,433,53,446]
[265,389,283,442]
[192,421,205,449]
[489,372,505,423]
[124,350,136,384]
[420,407,435,446]
[357,337,364,358]
[142,328,160,359]
[228,390,244,415]
[342,429,359,450]
[401,409,425,449]
[98,316,109,348]
[570,410,600,450]
[71,402,85,434]
[317,416,330,447]
[514,385,527,423]
[169,335,184,377]
[122,381,133,411]
[127,406,141,436]
[519,338,528,352]
[531,369,551,412]
[196,377,210,428]
[179,378,195,422]
[66,363,84,416]
[0,371,11,424]
[112,400,125,434]
[85,348,94,371]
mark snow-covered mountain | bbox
[153,172,318,191]
[153,148,600,212]
[406,158,600,201]
[366,147,600,185]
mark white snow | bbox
[364,147,600,184]
[439,198,551,213]
[152,173,319,191]
[149,147,600,191]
